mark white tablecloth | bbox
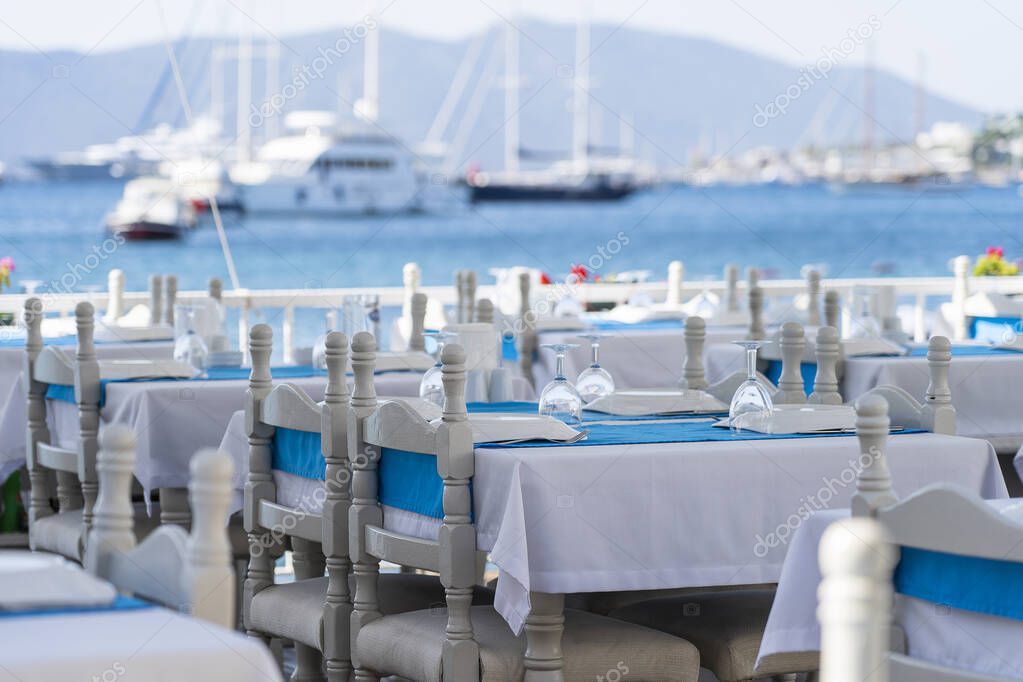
[0,371,526,491]
[0,607,282,681]
[757,500,1023,679]
[218,423,1005,634]
[706,344,1023,452]
[532,325,748,390]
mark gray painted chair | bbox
[347,334,701,681]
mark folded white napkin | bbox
[0,552,116,611]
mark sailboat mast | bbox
[236,10,253,164]
[504,17,520,172]
[358,1,381,123]
[572,15,590,164]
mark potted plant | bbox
[973,247,1019,276]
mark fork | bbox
[497,430,590,445]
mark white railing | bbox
[2,270,1021,360]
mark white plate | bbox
[375,351,436,372]
[585,389,727,416]
[714,404,857,434]
[98,358,198,380]
[95,321,174,342]
[0,551,116,611]
[429,413,581,444]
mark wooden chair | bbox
[84,424,236,629]
[25,300,160,561]
[861,335,955,434]
[819,500,1019,681]
[347,333,700,681]
[243,325,478,682]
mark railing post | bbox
[913,292,927,343]
[282,304,295,365]
[238,297,251,358]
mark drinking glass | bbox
[576,333,615,402]
[728,340,773,432]
[538,343,583,426]
[173,306,209,373]
[419,331,457,406]
[848,286,881,339]
[312,309,339,370]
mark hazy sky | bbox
[1,1,1020,112]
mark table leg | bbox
[524,591,565,682]
[159,487,190,528]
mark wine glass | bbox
[312,309,339,370]
[173,306,209,373]
[576,333,615,402]
[728,340,773,432]
[848,286,881,339]
[538,343,583,426]
[419,331,457,406]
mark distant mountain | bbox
[0,19,982,171]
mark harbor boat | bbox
[105,176,196,240]
[229,111,422,216]
[466,157,643,202]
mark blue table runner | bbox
[0,594,152,619]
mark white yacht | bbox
[230,111,422,216]
[105,177,197,240]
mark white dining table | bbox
[706,343,1023,453]
[0,606,282,681]
[757,500,1023,680]
[217,417,1005,635]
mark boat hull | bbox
[468,182,635,203]
[107,220,184,240]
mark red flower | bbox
[539,272,551,285]
[570,264,589,282]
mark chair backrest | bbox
[85,425,236,628]
[748,285,765,339]
[149,274,163,326]
[666,260,684,306]
[776,321,807,404]
[806,269,822,326]
[819,515,1017,681]
[475,298,494,324]
[681,316,708,391]
[348,333,481,680]
[106,269,125,321]
[808,325,842,405]
[208,276,223,302]
[517,271,537,384]
[724,263,739,313]
[164,274,177,326]
[24,299,101,556]
[824,290,841,332]
[861,336,955,434]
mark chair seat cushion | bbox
[251,573,496,650]
[32,502,162,562]
[356,605,700,682]
[609,590,789,682]
[564,583,775,616]
[31,509,85,560]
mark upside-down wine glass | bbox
[538,343,583,426]
[419,331,457,407]
[728,340,773,433]
[576,333,615,402]
[173,306,209,374]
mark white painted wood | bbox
[164,274,177,326]
[806,269,822,326]
[519,272,537,385]
[776,322,807,404]
[364,526,440,573]
[149,274,163,326]
[476,297,494,324]
[465,270,477,324]
[724,263,739,312]
[817,517,894,682]
[75,301,100,532]
[455,270,467,323]
[257,500,322,542]
[951,255,971,341]
[282,303,295,365]
[809,326,842,405]
[747,266,760,290]
[262,383,322,432]
[37,444,77,472]
[408,292,427,352]
[851,394,896,518]
[322,330,353,682]
[86,426,236,629]
[666,260,684,305]
[824,290,841,332]
[364,400,436,451]
[106,269,125,321]
[748,285,765,340]
[922,336,955,435]
[208,276,223,302]
[24,298,55,533]
[401,262,421,319]
[681,315,708,390]
[33,347,74,386]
